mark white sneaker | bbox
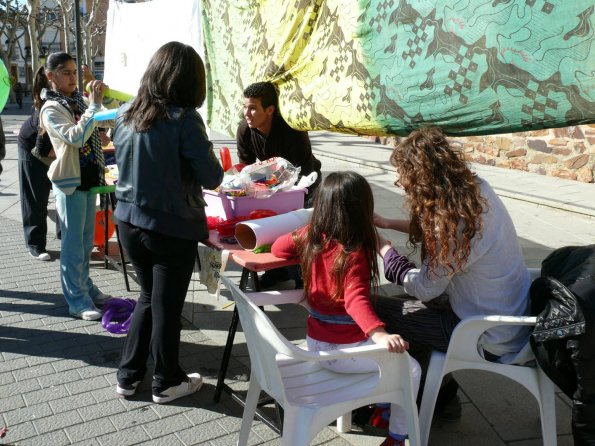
[116,380,141,397]
[152,373,203,404]
[29,249,51,261]
[69,307,103,321]
[92,291,114,306]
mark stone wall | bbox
[370,124,595,183]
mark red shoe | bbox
[379,435,405,446]
[368,406,390,430]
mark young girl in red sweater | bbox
[272,171,421,446]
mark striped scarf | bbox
[41,88,105,186]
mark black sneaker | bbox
[259,268,290,289]
[29,248,51,261]
[434,378,462,421]
[435,395,462,421]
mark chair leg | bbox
[407,407,422,446]
[280,408,314,446]
[419,352,447,446]
[237,375,261,446]
[537,370,557,446]
[336,412,352,433]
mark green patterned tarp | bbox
[201,0,595,137]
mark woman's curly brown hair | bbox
[390,126,487,276]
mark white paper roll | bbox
[235,208,313,250]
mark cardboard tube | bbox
[235,208,313,250]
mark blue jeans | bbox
[54,187,101,314]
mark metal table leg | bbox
[108,193,131,291]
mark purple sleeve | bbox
[383,247,416,285]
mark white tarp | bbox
[103,0,203,98]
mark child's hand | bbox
[82,65,96,91]
[369,329,409,353]
[376,233,394,256]
[88,80,107,105]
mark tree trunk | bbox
[59,0,72,53]
[82,0,101,68]
[26,0,41,76]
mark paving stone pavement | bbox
[2,97,593,445]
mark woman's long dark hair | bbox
[296,171,380,302]
[124,41,206,131]
[32,52,74,110]
[390,126,487,276]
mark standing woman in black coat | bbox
[112,42,224,404]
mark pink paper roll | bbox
[234,208,313,250]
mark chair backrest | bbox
[447,268,541,366]
[221,276,299,403]
[444,314,537,371]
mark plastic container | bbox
[219,146,232,172]
[203,188,306,220]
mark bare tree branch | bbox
[56,0,73,53]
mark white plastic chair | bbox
[418,270,557,446]
[234,287,354,433]
[221,275,421,446]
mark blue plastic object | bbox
[94,108,118,121]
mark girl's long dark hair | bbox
[296,171,380,302]
[32,52,74,110]
[124,41,206,131]
[390,126,487,276]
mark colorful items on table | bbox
[217,157,300,198]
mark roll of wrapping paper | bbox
[86,84,134,102]
[234,208,313,251]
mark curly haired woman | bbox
[373,126,531,419]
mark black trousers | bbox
[374,295,461,401]
[18,148,54,251]
[116,221,198,393]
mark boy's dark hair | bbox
[243,81,279,114]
